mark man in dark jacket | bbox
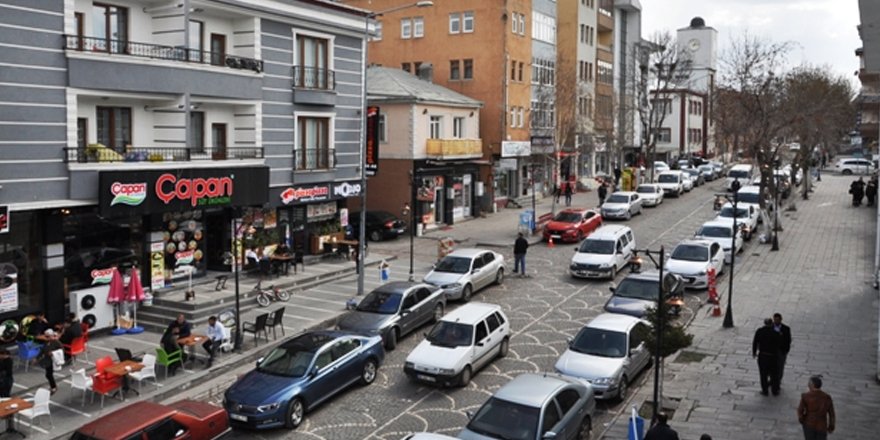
[773,313,792,384]
[513,233,529,277]
[798,375,835,440]
[598,182,608,207]
[644,412,679,440]
[753,318,782,395]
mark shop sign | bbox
[175,250,195,266]
[0,206,8,234]
[0,263,18,313]
[99,167,269,216]
[280,185,331,204]
[365,106,381,176]
[307,202,337,219]
[149,242,165,291]
[501,141,531,157]
[90,268,114,285]
[340,208,349,227]
[496,158,518,171]
[333,181,362,198]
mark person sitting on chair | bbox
[59,313,83,364]
[203,316,224,368]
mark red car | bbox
[542,208,603,243]
[70,400,229,440]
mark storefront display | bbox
[160,210,205,283]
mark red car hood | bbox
[545,220,576,231]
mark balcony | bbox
[64,146,264,164]
[425,139,483,159]
[292,66,337,106]
[598,0,614,31]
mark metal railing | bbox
[292,148,336,170]
[292,66,336,90]
[64,146,264,163]
[64,35,263,73]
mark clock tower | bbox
[677,17,717,93]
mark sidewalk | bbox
[601,175,880,439]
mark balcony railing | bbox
[64,146,264,164]
[293,66,336,91]
[425,139,483,159]
[64,35,263,73]
[293,148,336,171]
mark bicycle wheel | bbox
[276,289,291,301]
[256,292,271,307]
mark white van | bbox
[656,171,685,197]
[569,225,635,279]
[404,302,510,387]
[726,164,754,191]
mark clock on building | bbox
[688,38,700,52]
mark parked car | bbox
[423,249,505,302]
[694,220,744,264]
[337,281,446,350]
[224,330,384,430]
[656,171,684,197]
[698,164,717,181]
[459,373,596,440]
[402,434,459,440]
[542,208,603,243]
[713,202,758,240]
[71,400,229,440]
[681,173,694,192]
[603,270,684,318]
[726,164,755,191]
[683,168,705,186]
[665,239,725,289]
[736,185,773,216]
[600,192,642,220]
[404,303,510,387]
[349,211,407,242]
[569,225,635,280]
[834,157,875,175]
[554,313,652,401]
[635,184,664,207]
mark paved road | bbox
[179,178,762,439]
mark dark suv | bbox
[350,211,407,241]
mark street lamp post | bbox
[356,0,434,296]
[771,160,780,251]
[718,177,741,328]
[408,162,416,281]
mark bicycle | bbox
[253,281,290,307]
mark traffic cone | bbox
[548,236,555,248]
[712,302,722,317]
[707,268,719,304]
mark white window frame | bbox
[463,11,474,33]
[373,21,383,41]
[512,13,518,33]
[510,108,516,128]
[413,17,425,38]
[293,110,336,170]
[453,116,465,138]
[429,115,443,139]
[518,15,525,35]
[401,18,412,39]
[449,13,461,34]
[379,114,387,143]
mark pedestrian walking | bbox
[752,318,781,396]
[553,183,561,204]
[644,412,679,440]
[773,313,792,384]
[38,329,61,395]
[0,349,12,398]
[613,165,622,187]
[849,178,865,207]
[598,182,608,207]
[798,375,835,440]
[866,177,877,206]
[564,182,573,207]
[513,232,529,277]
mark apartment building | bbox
[0,0,368,326]
[343,0,533,210]
[613,0,644,167]
[528,0,557,196]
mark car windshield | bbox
[698,226,732,238]
[671,245,708,262]
[718,207,748,219]
[257,346,315,377]
[699,165,712,172]
[685,169,698,176]
[466,397,539,440]
[433,256,472,274]
[737,192,761,204]
[658,174,678,183]
[553,212,582,223]
[356,290,401,314]
[578,239,614,255]
[570,327,627,358]
[729,170,749,179]
[426,321,473,348]
[614,278,659,301]
[636,186,655,194]
[606,194,629,203]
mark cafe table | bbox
[0,397,33,438]
[177,334,207,369]
[104,360,144,400]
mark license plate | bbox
[230,413,247,422]
[396,228,405,234]
[551,234,561,239]
[587,272,600,277]
[417,374,436,382]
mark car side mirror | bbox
[466,410,475,419]
[476,342,484,347]
[609,285,616,293]
[542,431,558,439]
[401,309,410,317]
[256,357,264,367]
[472,268,481,274]
[309,366,319,377]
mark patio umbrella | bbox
[107,268,127,335]
[125,268,145,334]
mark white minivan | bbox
[726,164,754,191]
[570,225,635,279]
[656,171,685,197]
[404,303,510,387]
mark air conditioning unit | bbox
[70,285,116,331]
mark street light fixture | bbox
[714,177,741,328]
[356,0,434,295]
[771,159,781,251]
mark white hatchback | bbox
[600,192,642,220]
[694,220,743,264]
[636,184,664,207]
[665,239,725,289]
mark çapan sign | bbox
[156,173,234,207]
[110,182,148,206]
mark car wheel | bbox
[359,358,378,385]
[369,230,382,242]
[461,284,473,302]
[625,210,632,220]
[431,304,444,323]
[617,375,629,401]
[459,366,472,387]
[576,230,584,242]
[494,269,504,285]
[843,169,853,175]
[384,328,399,351]
[577,416,593,440]
[609,265,617,279]
[498,337,509,358]
[284,398,305,429]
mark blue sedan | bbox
[223,330,384,430]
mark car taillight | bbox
[385,221,395,229]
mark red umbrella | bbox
[125,268,146,334]
[107,268,126,334]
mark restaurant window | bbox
[63,209,143,293]
[0,211,45,317]
[92,3,128,53]
[296,116,332,170]
[96,106,131,152]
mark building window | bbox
[189,20,203,62]
[654,128,671,143]
[449,13,461,33]
[532,11,555,44]
[295,35,331,89]
[518,62,524,82]
[296,116,331,170]
[401,18,412,39]
[453,117,465,138]
[190,111,205,153]
[92,3,128,53]
[96,106,131,152]
[374,21,383,41]
[413,17,425,38]
[77,118,87,150]
[378,114,387,143]
[429,115,442,139]
[402,62,411,73]
[518,14,525,35]
[511,60,516,80]
[450,60,460,80]
[598,60,613,84]
[511,12,519,33]
[652,98,672,115]
[463,11,474,32]
[463,59,473,79]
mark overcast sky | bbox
[641,0,862,87]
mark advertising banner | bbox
[0,264,18,313]
[365,106,381,176]
[0,206,8,234]
[149,242,165,291]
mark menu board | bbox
[149,242,165,290]
[0,263,18,313]
[161,210,205,282]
